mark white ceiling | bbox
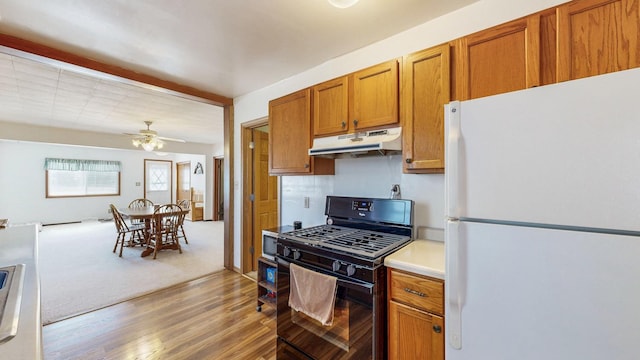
[0,52,224,144]
[0,0,477,145]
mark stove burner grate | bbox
[281,224,411,259]
[321,230,410,258]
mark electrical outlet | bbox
[135,182,141,186]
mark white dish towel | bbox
[288,263,338,326]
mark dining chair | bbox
[128,198,154,208]
[128,198,154,227]
[176,200,190,244]
[148,204,183,259]
[110,204,145,257]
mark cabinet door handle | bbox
[304,163,310,169]
[353,119,358,128]
[405,158,412,164]
[404,287,426,297]
[341,121,346,128]
[433,325,442,333]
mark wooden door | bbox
[454,15,541,100]
[557,0,640,82]
[253,130,278,269]
[176,161,191,204]
[312,76,349,136]
[350,59,400,130]
[402,44,450,173]
[388,301,444,360]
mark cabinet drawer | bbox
[389,269,444,315]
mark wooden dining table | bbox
[119,205,189,257]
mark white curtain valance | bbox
[44,158,122,172]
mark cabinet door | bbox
[269,89,311,174]
[350,59,400,130]
[269,89,334,175]
[557,0,640,82]
[313,76,349,137]
[402,44,450,173]
[454,15,541,100]
[388,300,444,360]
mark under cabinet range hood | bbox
[309,127,402,156]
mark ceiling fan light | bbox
[129,122,180,151]
[328,0,359,8]
[141,142,155,152]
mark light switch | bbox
[304,197,310,208]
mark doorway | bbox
[242,120,278,275]
[213,158,224,221]
[144,159,173,204]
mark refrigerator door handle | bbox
[445,101,461,219]
[446,219,463,349]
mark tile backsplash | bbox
[280,154,445,239]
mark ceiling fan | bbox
[125,121,186,151]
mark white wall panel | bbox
[0,140,205,225]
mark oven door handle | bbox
[277,256,374,294]
[336,277,373,294]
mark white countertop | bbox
[0,225,43,359]
[384,239,445,280]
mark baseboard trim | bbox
[42,221,82,226]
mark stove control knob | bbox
[346,264,357,276]
[293,250,301,260]
[332,261,341,272]
[283,247,291,257]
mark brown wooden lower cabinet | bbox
[388,301,444,360]
[388,268,444,360]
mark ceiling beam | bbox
[0,32,233,106]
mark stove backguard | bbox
[324,196,414,237]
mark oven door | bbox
[276,256,383,360]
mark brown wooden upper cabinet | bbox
[269,88,334,175]
[557,0,640,82]
[402,44,451,174]
[312,76,349,136]
[313,59,400,137]
[454,15,542,100]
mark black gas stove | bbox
[278,222,412,284]
[279,195,413,259]
[276,196,414,359]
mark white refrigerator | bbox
[444,67,640,360]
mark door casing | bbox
[241,118,278,274]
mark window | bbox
[45,158,121,198]
[148,163,169,191]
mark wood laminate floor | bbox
[42,270,277,360]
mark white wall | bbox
[232,0,567,267]
[0,140,205,225]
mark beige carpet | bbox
[38,219,225,325]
